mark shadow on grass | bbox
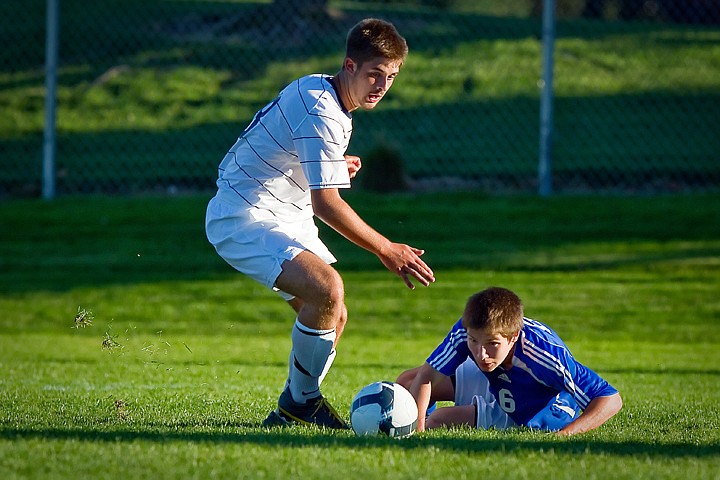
[2,427,718,458]
[1,194,719,294]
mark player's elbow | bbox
[598,392,623,425]
[609,392,623,416]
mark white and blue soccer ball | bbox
[350,381,418,438]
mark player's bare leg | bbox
[426,404,476,429]
[263,251,348,429]
[287,296,348,347]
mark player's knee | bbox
[425,409,445,429]
[324,273,345,309]
[335,304,348,339]
[426,405,476,430]
[313,272,345,322]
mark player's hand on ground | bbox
[379,243,435,289]
[345,155,362,179]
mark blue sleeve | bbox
[425,319,471,376]
[527,337,618,410]
[565,359,618,408]
[520,321,618,410]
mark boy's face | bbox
[466,327,520,372]
[344,56,401,110]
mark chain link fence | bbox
[1,0,718,197]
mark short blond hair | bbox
[461,287,524,338]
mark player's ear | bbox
[344,58,357,74]
[509,331,521,343]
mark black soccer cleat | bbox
[262,388,349,430]
[262,409,294,428]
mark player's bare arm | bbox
[407,363,446,431]
[311,188,435,289]
[557,392,623,436]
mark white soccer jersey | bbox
[214,74,353,224]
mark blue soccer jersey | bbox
[426,318,618,426]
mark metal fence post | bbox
[42,0,59,200]
[538,0,555,197]
[2,2,715,197]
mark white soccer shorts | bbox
[454,358,516,430]
[205,196,337,300]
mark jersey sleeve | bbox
[426,319,472,376]
[524,335,618,410]
[293,108,351,190]
[564,359,618,409]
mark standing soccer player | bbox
[205,18,435,429]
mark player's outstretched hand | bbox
[379,243,435,289]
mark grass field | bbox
[1,192,719,479]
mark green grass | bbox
[1,193,719,478]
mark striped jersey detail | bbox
[214,74,352,222]
[427,319,468,373]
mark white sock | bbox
[287,319,336,404]
[284,348,335,391]
[318,348,336,386]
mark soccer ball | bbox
[350,381,418,438]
